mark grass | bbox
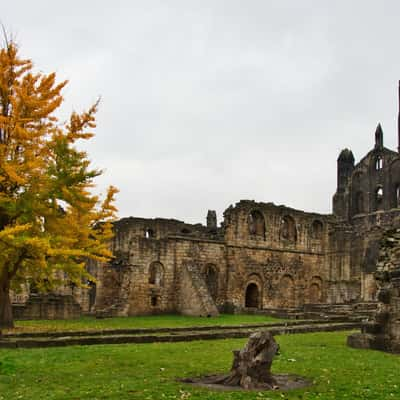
[1,331,399,399]
[8,314,285,334]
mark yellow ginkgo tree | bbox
[0,39,118,328]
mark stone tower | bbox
[206,210,217,230]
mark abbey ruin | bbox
[11,86,400,320]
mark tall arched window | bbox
[281,215,297,242]
[375,187,383,210]
[311,220,323,239]
[148,262,164,286]
[375,156,383,170]
[248,210,265,239]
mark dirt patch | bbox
[181,373,311,391]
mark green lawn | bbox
[1,331,399,399]
[10,314,285,333]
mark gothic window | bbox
[149,262,164,286]
[375,156,383,170]
[375,187,383,210]
[281,215,297,242]
[311,220,323,239]
[248,210,265,239]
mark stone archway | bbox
[245,283,260,308]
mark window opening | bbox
[145,228,155,239]
[375,156,383,170]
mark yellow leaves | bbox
[0,39,118,292]
[1,162,27,185]
[98,185,119,220]
[0,223,32,242]
[47,248,86,258]
[66,99,99,142]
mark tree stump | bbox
[224,330,279,389]
[182,330,311,391]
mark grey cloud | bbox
[4,0,400,223]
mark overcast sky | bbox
[4,1,400,224]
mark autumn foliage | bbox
[0,40,118,328]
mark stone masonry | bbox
[348,226,400,352]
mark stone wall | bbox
[223,201,332,310]
[93,202,344,316]
[348,226,400,352]
[13,294,81,320]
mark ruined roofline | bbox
[224,199,335,220]
[116,216,204,228]
[114,216,224,239]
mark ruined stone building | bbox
[11,86,400,319]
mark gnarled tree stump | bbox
[222,330,279,389]
[182,330,310,391]
[190,330,279,390]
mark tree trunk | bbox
[0,271,14,329]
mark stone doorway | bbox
[245,283,260,308]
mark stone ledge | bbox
[347,332,400,353]
[0,322,360,349]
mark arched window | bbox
[311,220,323,239]
[145,228,155,239]
[248,210,265,239]
[355,191,364,214]
[375,156,383,170]
[375,187,384,210]
[204,264,218,301]
[281,215,297,242]
[148,262,164,286]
